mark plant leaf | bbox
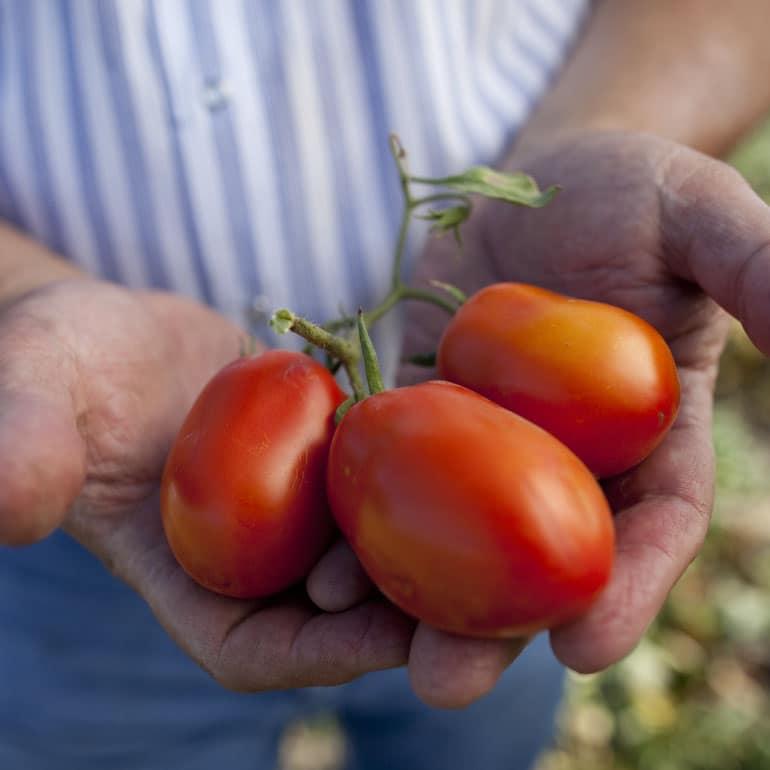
[413,166,559,208]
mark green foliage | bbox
[729,120,770,204]
[419,205,472,243]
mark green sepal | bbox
[356,310,384,396]
[419,204,471,243]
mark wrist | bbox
[507,1,770,161]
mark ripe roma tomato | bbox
[327,381,614,638]
[161,350,345,598]
[437,283,680,478]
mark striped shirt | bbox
[0,2,590,765]
[0,0,588,339]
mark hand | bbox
[0,277,414,690]
[391,129,770,686]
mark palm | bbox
[1,279,412,691]
[405,130,770,671]
[487,132,727,351]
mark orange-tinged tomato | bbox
[161,350,345,598]
[327,381,614,638]
[437,283,680,478]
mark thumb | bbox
[0,345,86,545]
[662,150,770,354]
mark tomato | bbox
[161,350,345,599]
[327,381,614,638]
[437,283,680,478]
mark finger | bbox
[661,150,770,353]
[306,538,374,612]
[215,597,414,691]
[408,623,529,709]
[550,366,715,672]
[101,501,414,691]
[0,317,85,544]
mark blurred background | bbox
[533,117,770,770]
[278,118,770,770]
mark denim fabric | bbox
[0,531,564,770]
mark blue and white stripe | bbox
[0,0,589,338]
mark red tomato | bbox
[161,350,345,598]
[327,381,614,638]
[437,283,680,478]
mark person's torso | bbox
[0,0,588,327]
[0,3,585,760]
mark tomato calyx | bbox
[356,309,384,397]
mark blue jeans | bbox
[0,532,565,770]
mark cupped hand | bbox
[17,127,763,709]
[376,128,770,695]
[0,277,414,691]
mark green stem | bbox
[272,137,470,391]
[392,204,414,290]
[389,134,413,203]
[271,309,365,401]
[335,396,355,424]
[364,289,403,327]
[342,363,366,403]
[281,313,357,360]
[361,284,457,329]
[389,135,416,290]
[399,287,459,314]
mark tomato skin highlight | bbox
[161,350,345,599]
[327,381,614,638]
[437,283,680,478]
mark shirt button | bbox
[246,294,273,326]
[202,79,230,112]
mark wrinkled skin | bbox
[0,279,414,693]
[410,130,762,669]
[310,129,770,700]
[4,129,770,710]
